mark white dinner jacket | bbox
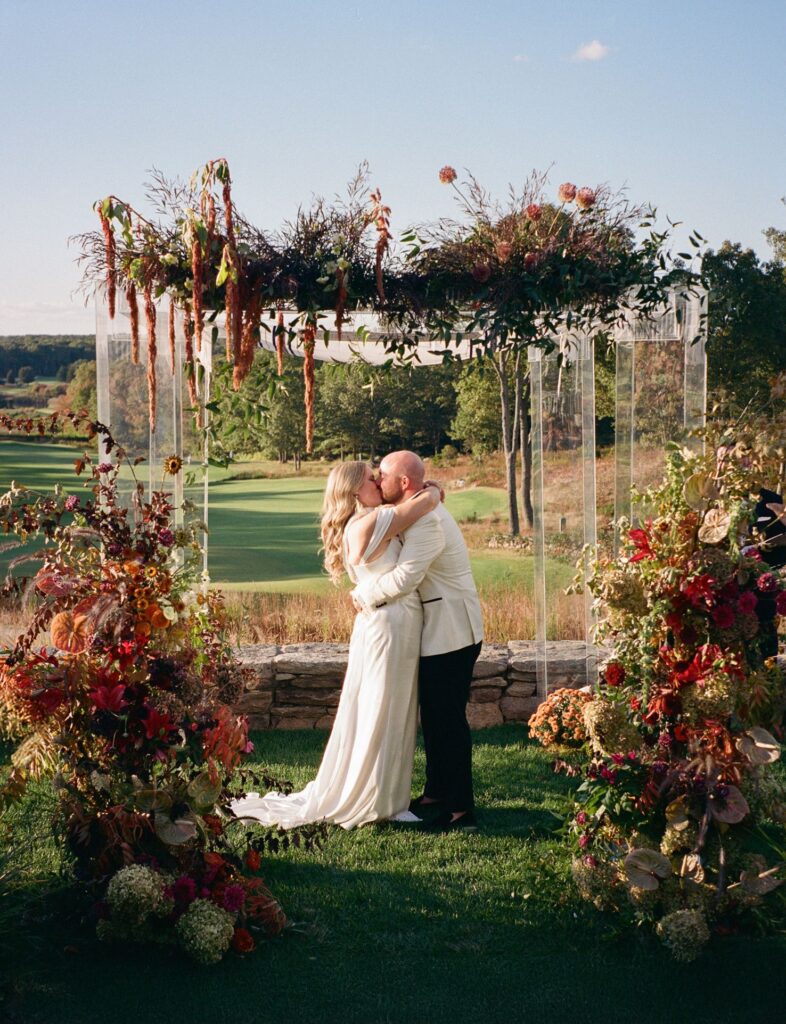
[352,502,484,657]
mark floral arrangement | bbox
[528,687,591,747]
[0,412,322,962]
[562,374,786,960]
[75,160,695,452]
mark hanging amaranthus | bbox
[97,204,116,318]
[369,188,391,303]
[234,291,261,390]
[303,321,316,454]
[183,307,199,420]
[126,283,140,364]
[143,286,157,431]
[275,307,285,375]
[191,234,204,353]
[168,298,176,375]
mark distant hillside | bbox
[0,336,94,377]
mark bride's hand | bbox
[423,479,445,502]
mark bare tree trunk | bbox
[517,361,534,528]
[493,351,520,536]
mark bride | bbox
[231,461,441,829]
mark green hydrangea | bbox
[680,673,736,725]
[175,898,236,965]
[583,696,642,758]
[105,864,171,927]
[656,909,710,962]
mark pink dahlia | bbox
[737,590,758,614]
[438,165,457,184]
[575,187,596,210]
[558,182,577,203]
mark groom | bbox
[351,450,484,832]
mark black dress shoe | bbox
[408,795,442,814]
[422,811,478,833]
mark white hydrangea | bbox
[175,898,236,965]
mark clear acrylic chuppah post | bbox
[529,332,598,701]
[612,287,708,553]
[95,291,216,570]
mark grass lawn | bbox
[0,440,552,592]
[2,727,785,1024]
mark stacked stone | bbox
[234,641,601,731]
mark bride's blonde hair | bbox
[321,461,368,584]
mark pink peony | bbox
[737,591,758,614]
[558,182,577,203]
[525,203,542,221]
[438,165,457,184]
[575,187,596,210]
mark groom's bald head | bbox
[379,450,426,504]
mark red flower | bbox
[438,165,457,184]
[558,182,577,203]
[232,927,255,954]
[245,849,261,872]
[604,661,625,687]
[523,252,538,271]
[525,203,542,221]
[628,528,656,562]
[711,604,735,630]
[673,723,689,742]
[629,695,641,712]
[89,683,127,713]
[143,706,174,740]
[757,572,778,593]
[29,687,66,716]
[681,573,716,608]
[737,591,758,615]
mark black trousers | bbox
[419,640,482,813]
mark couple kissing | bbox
[231,450,484,832]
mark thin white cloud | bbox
[513,54,529,63]
[573,40,610,62]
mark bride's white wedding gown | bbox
[231,508,422,829]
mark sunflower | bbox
[163,455,183,476]
[144,565,158,579]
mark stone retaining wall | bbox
[235,641,598,730]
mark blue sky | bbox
[2,0,785,333]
